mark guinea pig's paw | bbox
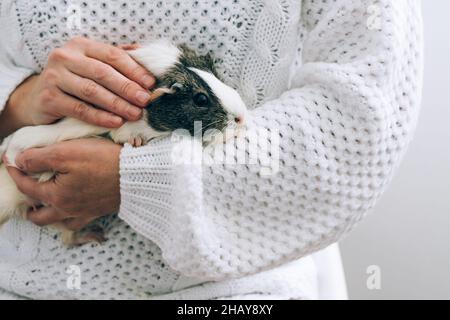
[111,118,158,146]
[76,231,107,245]
[36,171,55,183]
[61,229,107,247]
[128,135,145,147]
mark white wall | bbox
[340,0,450,300]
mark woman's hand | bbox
[0,37,155,137]
[5,139,122,231]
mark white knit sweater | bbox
[0,0,423,299]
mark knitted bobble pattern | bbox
[118,0,423,279]
[0,0,423,299]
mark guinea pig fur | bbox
[128,40,248,135]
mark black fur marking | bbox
[145,47,228,136]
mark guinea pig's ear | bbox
[170,82,183,93]
[200,53,219,78]
[149,87,175,102]
[149,83,183,101]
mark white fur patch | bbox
[110,111,163,144]
[129,40,181,77]
[0,135,12,163]
[189,68,248,123]
[0,164,30,225]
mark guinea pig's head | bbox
[144,64,247,136]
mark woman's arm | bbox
[118,0,424,280]
[0,76,36,137]
[6,139,122,231]
[0,36,156,140]
[0,41,35,137]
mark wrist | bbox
[6,94,27,127]
[0,99,25,138]
[9,75,37,126]
[0,75,36,137]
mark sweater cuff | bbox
[118,135,205,258]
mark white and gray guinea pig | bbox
[0,39,248,246]
[128,40,248,136]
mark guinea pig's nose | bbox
[234,116,244,125]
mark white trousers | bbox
[0,244,348,300]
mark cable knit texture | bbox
[0,0,422,299]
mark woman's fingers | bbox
[63,216,96,231]
[15,145,68,174]
[65,56,153,108]
[4,159,63,226]
[118,43,141,51]
[5,166,53,204]
[58,70,143,122]
[26,207,70,227]
[11,37,156,128]
[44,88,124,128]
[77,37,155,89]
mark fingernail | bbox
[111,116,123,127]
[136,91,151,105]
[128,107,142,119]
[16,153,27,170]
[16,161,24,170]
[142,75,155,88]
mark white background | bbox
[341,0,450,299]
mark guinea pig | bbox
[0,39,248,246]
[129,41,247,135]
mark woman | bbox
[0,0,423,299]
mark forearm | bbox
[0,89,28,138]
[118,0,423,280]
[0,75,37,139]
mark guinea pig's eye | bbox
[193,93,209,107]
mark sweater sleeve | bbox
[0,0,35,114]
[118,0,423,280]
